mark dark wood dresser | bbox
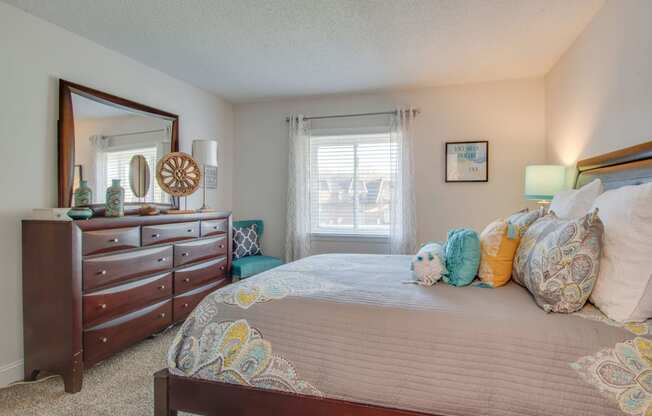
[21,212,232,393]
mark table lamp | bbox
[191,139,219,212]
[524,165,566,205]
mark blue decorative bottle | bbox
[105,179,125,217]
[73,179,92,207]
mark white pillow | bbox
[589,182,652,322]
[411,243,446,286]
[550,179,603,219]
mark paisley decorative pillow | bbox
[512,210,604,313]
[233,224,262,259]
[507,207,544,235]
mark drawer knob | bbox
[184,278,191,283]
[99,303,107,309]
[158,285,166,290]
[182,303,189,308]
[109,238,119,243]
[98,270,107,276]
[187,229,193,233]
[159,313,166,318]
[181,252,190,257]
[152,233,160,238]
[213,226,218,230]
[219,245,225,249]
[220,266,225,271]
[158,257,167,262]
[100,337,108,344]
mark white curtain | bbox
[88,135,109,202]
[285,114,312,262]
[389,108,417,254]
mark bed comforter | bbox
[168,254,652,416]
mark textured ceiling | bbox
[5,0,603,102]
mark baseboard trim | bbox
[0,359,24,387]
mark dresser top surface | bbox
[24,211,231,231]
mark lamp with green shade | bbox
[524,165,566,205]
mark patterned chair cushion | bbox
[233,224,262,259]
[512,210,604,313]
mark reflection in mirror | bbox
[72,93,172,204]
[129,155,150,199]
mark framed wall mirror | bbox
[58,80,179,212]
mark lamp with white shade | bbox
[192,139,219,212]
[524,165,566,205]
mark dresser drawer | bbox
[142,222,199,246]
[83,227,140,256]
[174,256,228,294]
[173,236,227,266]
[83,299,172,366]
[82,272,172,327]
[173,280,224,322]
[83,246,173,291]
[200,219,228,237]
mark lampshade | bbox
[524,165,566,201]
[191,139,218,167]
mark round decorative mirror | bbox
[129,155,151,199]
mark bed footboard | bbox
[154,368,437,416]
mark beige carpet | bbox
[0,326,193,416]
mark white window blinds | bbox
[104,147,165,203]
[310,133,395,236]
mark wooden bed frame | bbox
[154,140,652,416]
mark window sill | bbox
[310,233,389,243]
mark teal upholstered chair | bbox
[232,220,283,281]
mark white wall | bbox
[234,78,546,259]
[0,2,234,386]
[546,0,652,166]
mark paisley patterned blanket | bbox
[168,254,651,416]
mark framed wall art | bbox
[445,141,488,182]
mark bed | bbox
[155,140,652,416]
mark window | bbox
[104,147,166,203]
[310,132,394,236]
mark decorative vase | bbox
[67,207,93,220]
[105,179,125,217]
[73,180,92,207]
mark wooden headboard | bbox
[575,140,652,190]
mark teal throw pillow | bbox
[443,228,481,287]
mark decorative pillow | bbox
[233,224,262,259]
[589,183,652,322]
[513,210,603,313]
[550,179,603,219]
[478,219,521,287]
[411,242,447,286]
[443,228,481,287]
[507,208,544,235]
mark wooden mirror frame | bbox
[58,79,179,210]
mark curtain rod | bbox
[285,109,420,122]
[105,128,167,138]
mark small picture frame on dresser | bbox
[445,140,489,182]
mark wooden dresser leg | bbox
[63,369,83,393]
[63,355,84,393]
[155,369,177,416]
